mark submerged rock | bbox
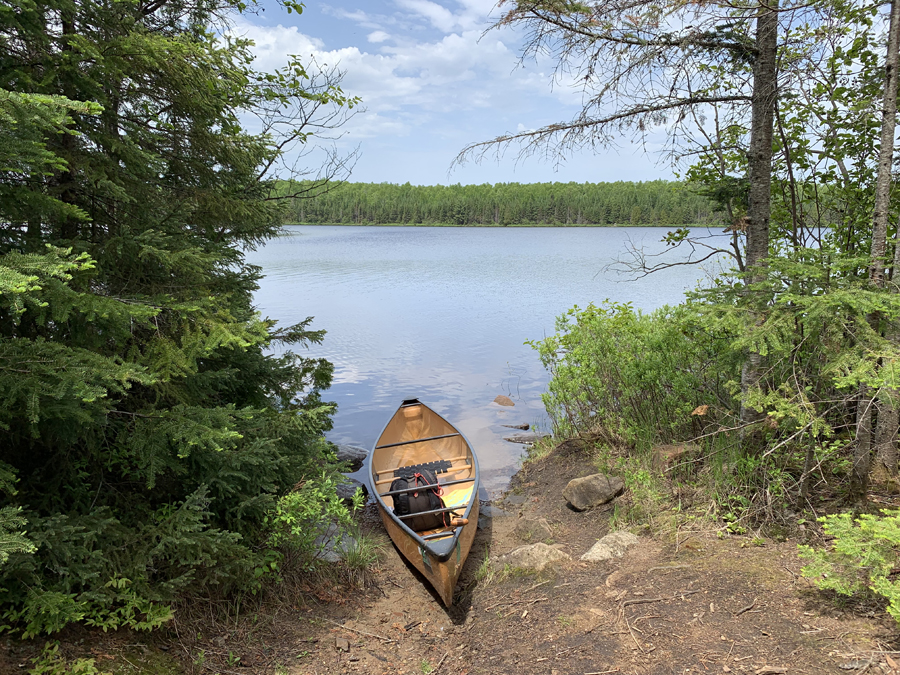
[580,531,640,562]
[480,503,510,518]
[502,494,529,507]
[502,423,530,430]
[498,543,571,571]
[493,395,515,406]
[503,432,548,445]
[562,474,624,511]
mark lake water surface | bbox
[248,225,723,495]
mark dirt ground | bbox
[279,443,899,675]
[3,442,898,675]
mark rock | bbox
[503,432,548,445]
[498,543,570,571]
[514,516,553,543]
[651,443,698,471]
[580,531,640,562]
[335,637,350,652]
[480,504,509,518]
[493,395,515,406]
[335,444,368,471]
[562,473,624,511]
[314,520,358,563]
[502,494,528,506]
[502,423,530,430]
[335,476,367,502]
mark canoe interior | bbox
[372,402,477,531]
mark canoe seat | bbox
[393,459,454,478]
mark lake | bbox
[247,225,724,495]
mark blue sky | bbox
[237,0,674,186]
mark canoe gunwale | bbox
[368,398,480,564]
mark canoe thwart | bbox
[374,432,460,450]
[422,530,456,541]
[392,459,452,478]
[375,454,470,477]
[397,504,468,522]
[380,476,476,498]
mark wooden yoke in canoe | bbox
[368,398,480,606]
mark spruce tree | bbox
[0,0,357,636]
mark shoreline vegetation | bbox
[279,179,722,227]
[283,221,713,228]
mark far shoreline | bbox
[282,222,710,228]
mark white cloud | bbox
[231,1,674,183]
[321,7,384,30]
[395,0,457,32]
[232,17,553,120]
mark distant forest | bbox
[285,180,721,226]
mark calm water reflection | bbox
[248,225,722,495]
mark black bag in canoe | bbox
[390,469,447,531]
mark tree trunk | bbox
[868,0,900,289]
[854,0,900,497]
[739,0,779,437]
[873,403,899,481]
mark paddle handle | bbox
[450,518,469,526]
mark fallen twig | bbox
[623,597,664,607]
[622,614,644,654]
[433,651,449,674]
[524,579,552,594]
[647,564,692,573]
[675,589,702,598]
[484,596,548,611]
[585,670,620,675]
[734,598,758,616]
[317,618,396,643]
[202,665,244,675]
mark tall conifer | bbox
[0,0,356,635]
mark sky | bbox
[236,0,675,186]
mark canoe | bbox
[368,398,480,606]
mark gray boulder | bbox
[314,520,358,563]
[514,516,553,543]
[498,543,571,571]
[562,474,624,511]
[580,531,640,562]
[335,476,367,502]
[335,444,368,471]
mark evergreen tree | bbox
[0,0,357,636]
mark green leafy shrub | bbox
[799,510,900,622]
[265,473,362,567]
[27,643,111,675]
[530,301,736,449]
